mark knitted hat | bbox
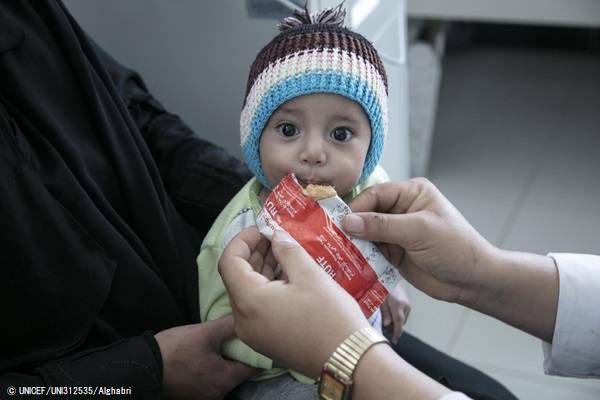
[240,5,388,190]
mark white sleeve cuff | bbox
[544,253,600,378]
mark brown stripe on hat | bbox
[243,24,388,106]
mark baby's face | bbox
[259,93,371,196]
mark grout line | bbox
[494,148,547,248]
[494,81,582,248]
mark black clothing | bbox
[0,1,251,397]
[394,333,518,400]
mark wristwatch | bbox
[318,326,389,400]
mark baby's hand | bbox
[381,283,411,344]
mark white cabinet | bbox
[406,0,600,27]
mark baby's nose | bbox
[300,136,326,165]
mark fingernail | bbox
[345,215,365,234]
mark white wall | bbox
[64,0,277,159]
[406,0,600,27]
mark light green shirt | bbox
[198,166,389,382]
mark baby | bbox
[198,5,409,399]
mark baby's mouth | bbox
[296,178,331,188]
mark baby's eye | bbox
[277,123,299,137]
[331,128,353,142]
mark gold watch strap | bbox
[319,326,389,400]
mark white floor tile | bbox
[526,89,600,213]
[504,201,600,255]
[451,311,548,375]
[404,286,470,353]
[473,368,600,400]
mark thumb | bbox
[342,212,424,248]
[271,230,329,282]
[219,227,271,304]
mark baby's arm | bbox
[381,283,411,344]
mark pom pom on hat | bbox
[240,5,388,190]
[278,4,346,31]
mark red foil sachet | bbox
[257,173,402,318]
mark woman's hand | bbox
[343,178,495,307]
[218,226,369,379]
[343,178,559,343]
[218,225,454,400]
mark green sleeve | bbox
[198,242,273,370]
[343,165,390,203]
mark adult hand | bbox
[342,178,495,307]
[218,226,369,379]
[155,316,258,400]
[342,178,559,343]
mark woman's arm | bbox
[218,227,455,400]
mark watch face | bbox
[318,371,348,400]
